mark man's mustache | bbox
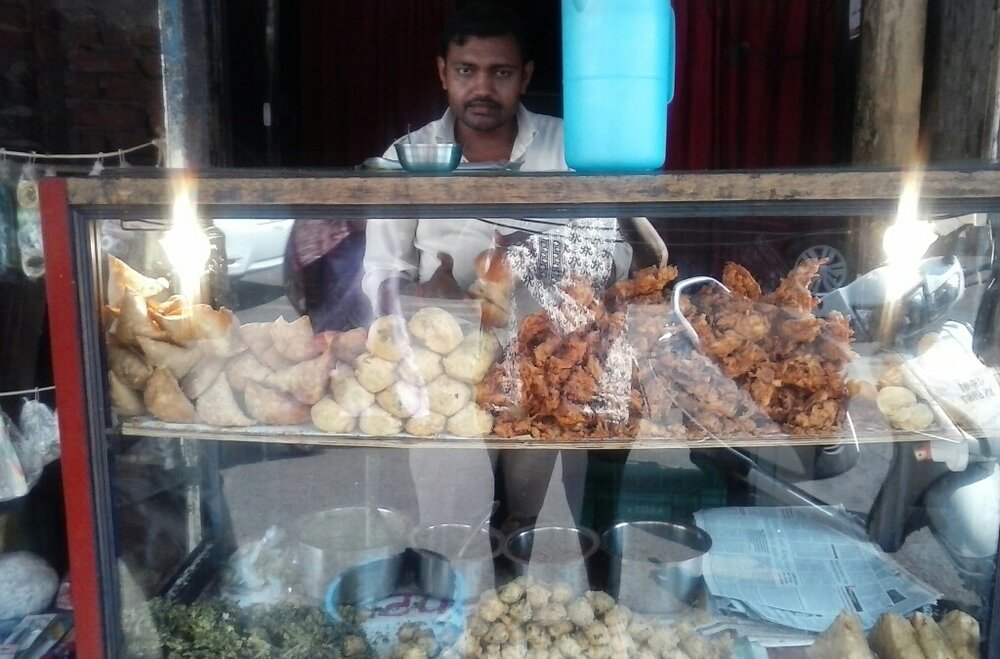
[465,97,501,110]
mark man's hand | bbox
[376,276,423,316]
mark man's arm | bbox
[361,218,420,314]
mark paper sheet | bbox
[694,506,940,635]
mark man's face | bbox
[437,35,534,134]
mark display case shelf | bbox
[118,417,958,450]
[64,169,1000,219]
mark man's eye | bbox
[457,66,473,75]
[496,69,513,78]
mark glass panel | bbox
[91,206,999,657]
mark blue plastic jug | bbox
[562,0,675,171]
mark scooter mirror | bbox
[818,255,965,344]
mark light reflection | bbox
[882,170,936,298]
[160,174,210,306]
[875,170,937,344]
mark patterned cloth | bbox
[288,219,353,271]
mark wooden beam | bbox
[64,170,1000,209]
[921,0,1000,162]
[852,0,928,165]
[158,0,212,167]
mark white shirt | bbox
[380,104,567,170]
[362,105,632,304]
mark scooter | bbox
[708,216,1000,611]
[824,218,999,611]
[859,215,1000,610]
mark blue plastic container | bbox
[562,0,675,171]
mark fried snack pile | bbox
[106,255,500,437]
[449,578,731,659]
[322,309,498,437]
[636,319,766,438]
[807,609,981,659]
[667,260,854,436]
[108,252,856,440]
[481,260,852,440]
[106,255,365,428]
[867,353,936,432]
[807,611,874,659]
[479,266,679,440]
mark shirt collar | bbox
[511,105,538,163]
[440,105,536,162]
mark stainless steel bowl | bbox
[502,525,600,595]
[325,550,466,630]
[394,142,463,172]
[602,520,712,613]
[292,506,411,601]
[412,523,502,600]
[324,553,406,606]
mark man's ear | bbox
[437,56,448,90]
[521,60,535,94]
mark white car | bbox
[215,218,294,286]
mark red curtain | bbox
[297,0,840,170]
[668,0,840,170]
[298,0,457,167]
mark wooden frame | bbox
[65,169,1000,209]
[42,168,1000,657]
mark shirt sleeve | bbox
[361,217,419,304]
[613,236,634,282]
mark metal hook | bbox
[662,276,731,347]
[89,154,104,176]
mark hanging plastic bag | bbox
[17,399,59,470]
[16,163,44,280]
[0,411,28,502]
[0,158,19,278]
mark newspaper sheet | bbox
[694,506,940,633]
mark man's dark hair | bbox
[440,1,531,62]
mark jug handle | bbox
[666,4,676,104]
[571,0,589,12]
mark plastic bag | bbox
[17,399,59,469]
[477,218,639,439]
[15,163,43,280]
[0,173,18,278]
[219,526,305,606]
[99,223,132,262]
[0,552,59,622]
[0,411,28,502]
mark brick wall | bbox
[0,0,162,164]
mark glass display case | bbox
[38,170,1000,658]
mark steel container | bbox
[292,506,411,601]
[412,523,502,600]
[502,525,600,595]
[394,143,463,172]
[323,553,406,606]
[602,520,711,613]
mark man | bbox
[361,0,633,311]
[362,1,632,534]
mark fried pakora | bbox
[677,259,853,435]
